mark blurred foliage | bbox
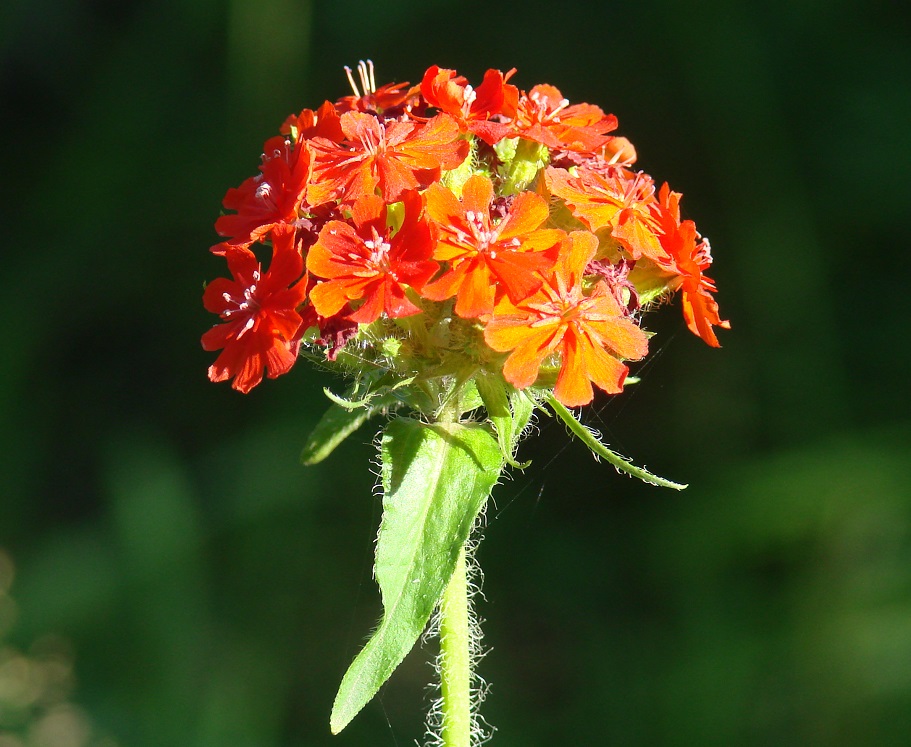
[1,0,910,744]
[0,549,118,747]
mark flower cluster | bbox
[202,61,728,407]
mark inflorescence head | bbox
[202,63,728,410]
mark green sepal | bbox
[441,136,477,198]
[498,138,550,195]
[322,387,377,411]
[330,418,503,734]
[322,374,416,412]
[493,136,518,165]
[509,387,536,438]
[475,373,532,468]
[628,263,678,307]
[300,403,375,466]
[546,394,687,490]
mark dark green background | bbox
[3,0,910,744]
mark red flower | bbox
[202,225,307,393]
[546,166,666,262]
[281,100,344,143]
[306,190,438,324]
[484,231,649,407]
[512,84,617,154]
[654,184,730,347]
[308,112,469,205]
[335,60,418,116]
[421,175,564,318]
[420,66,517,145]
[214,136,311,247]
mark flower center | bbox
[220,269,262,337]
[358,227,393,272]
[527,91,570,124]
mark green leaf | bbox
[546,394,687,490]
[330,418,503,734]
[300,403,375,466]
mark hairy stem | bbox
[439,545,472,747]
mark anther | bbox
[237,316,256,338]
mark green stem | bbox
[439,545,472,747]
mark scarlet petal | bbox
[612,210,665,261]
[500,329,560,389]
[460,174,494,216]
[682,288,730,348]
[496,191,550,240]
[421,262,466,302]
[593,314,650,361]
[485,314,551,353]
[310,280,348,318]
[381,282,424,319]
[486,250,553,302]
[349,194,387,233]
[423,183,465,239]
[553,334,595,407]
[453,259,497,318]
[347,282,385,324]
[577,330,631,395]
[306,222,361,279]
[376,154,421,202]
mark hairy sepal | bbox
[546,393,687,490]
[330,417,503,734]
[475,373,533,468]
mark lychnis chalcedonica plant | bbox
[201,60,728,746]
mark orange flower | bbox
[546,166,666,262]
[308,112,469,205]
[421,175,563,318]
[306,190,438,324]
[512,84,617,154]
[420,66,517,145]
[654,184,730,347]
[484,231,649,407]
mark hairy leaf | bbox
[300,403,375,465]
[330,418,503,733]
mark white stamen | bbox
[344,65,361,98]
[463,84,476,110]
[236,316,256,338]
[358,60,370,96]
